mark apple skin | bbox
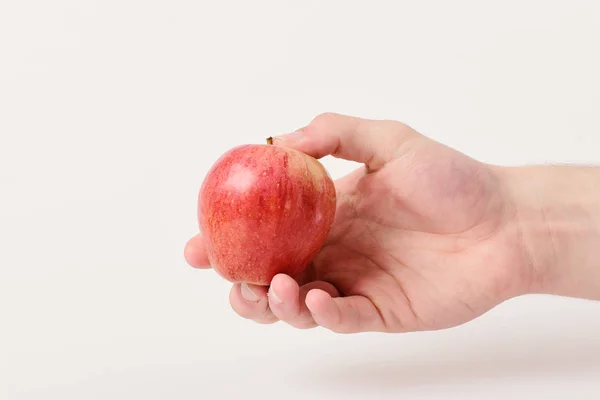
[198,143,336,285]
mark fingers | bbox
[187,234,387,334]
[305,289,386,333]
[184,234,211,269]
[229,277,389,333]
[228,274,341,329]
[274,112,419,171]
[267,274,340,329]
[229,283,278,324]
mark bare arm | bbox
[502,165,600,300]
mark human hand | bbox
[184,113,539,333]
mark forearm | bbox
[503,165,600,300]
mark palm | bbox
[311,139,527,331]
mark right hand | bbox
[185,113,596,333]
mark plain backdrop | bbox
[1,1,600,399]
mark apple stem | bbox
[266,137,273,145]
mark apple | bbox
[198,138,336,285]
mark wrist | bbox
[499,165,600,299]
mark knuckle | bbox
[379,119,411,137]
[310,112,340,128]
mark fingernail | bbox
[241,283,259,302]
[276,131,304,143]
[269,287,283,304]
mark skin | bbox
[184,113,600,333]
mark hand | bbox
[185,113,536,333]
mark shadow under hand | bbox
[308,302,600,390]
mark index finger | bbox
[273,113,419,171]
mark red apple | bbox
[198,139,336,285]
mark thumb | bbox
[273,113,419,171]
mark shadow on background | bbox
[20,299,600,399]
[307,315,600,390]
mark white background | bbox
[1,1,600,399]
